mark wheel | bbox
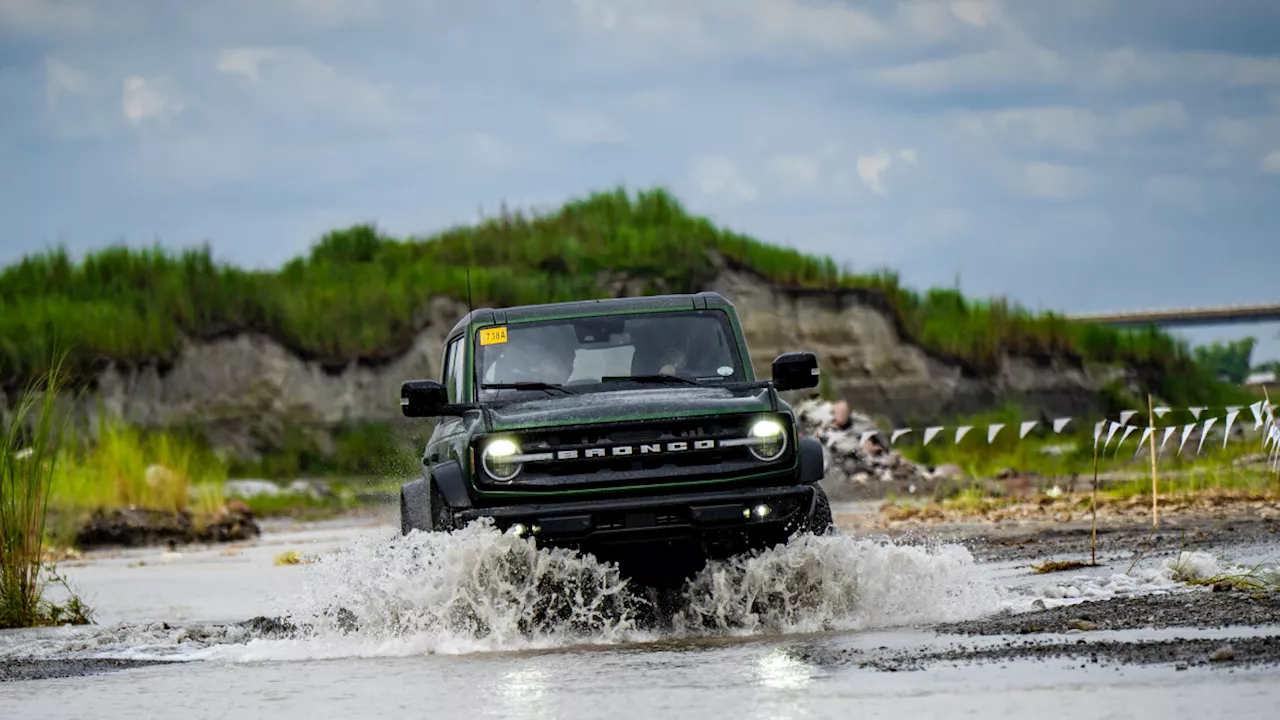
[805,484,834,535]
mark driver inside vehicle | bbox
[656,347,687,376]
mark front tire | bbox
[806,484,834,535]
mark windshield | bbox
[473,310,745,399]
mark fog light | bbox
[753,504,772,519]
[508,523,527,537]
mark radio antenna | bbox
[466,208,479,314]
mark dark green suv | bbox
[398,291,832,587]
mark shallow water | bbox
[4,506,1280,718]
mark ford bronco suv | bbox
[398,291,831,587]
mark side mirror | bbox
[772,352,819,392]
[400,380,451,417]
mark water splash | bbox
[673,532,1003,637]
[2,521,1009,664]
[209,520,1003,660]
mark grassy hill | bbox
[0,187,1240,407]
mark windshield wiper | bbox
[600,374,700,386]
[480,382,573,396]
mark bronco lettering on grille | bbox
[551,438,722,461]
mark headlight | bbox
[748,418,787,461]
[482,438,522,481]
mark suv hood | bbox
[483,385,778,432]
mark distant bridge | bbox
[1066,302,1280,328]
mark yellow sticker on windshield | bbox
[479,326,508,346]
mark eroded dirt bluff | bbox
[83,268,1123,453]
[709,266,1123,424]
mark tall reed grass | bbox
[0,355,90,628]
[44,416,229,540]
[0,187,1235,408]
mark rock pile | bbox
[794,399,963,499]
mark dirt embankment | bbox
[66,266,1122,461]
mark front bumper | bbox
[453,483,818,563]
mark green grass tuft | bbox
[0,353,94,628]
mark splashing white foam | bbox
[203,520,1004,662]
[673,532,1003,636]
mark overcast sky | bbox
[2,0,1278,361]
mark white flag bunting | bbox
[835,402,1278,470]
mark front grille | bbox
[473,414,792,491]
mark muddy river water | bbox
[3,505,1280,718]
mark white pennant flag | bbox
[1019,421,1039,439]
[1153,406,1171,418]
[1189,406,1206,419]
[988,424,1005,444]
[1251,401,1265,430]
[858,430,877,447]
[890,428,912,445]
[955,425,973,444]
[1160,426,1176,452]
[1196,417,1219,455]
[1223,409,1240,450]
[1104,421,1123,449]
[1133,427,1154,456]
[1053,417,1072,433]
[1226,405,1242,414]
[922,426,943,446]
[1178,423,1195,455]
[1093,420,1106,447]
[1270,427,1280,470]
[1116,424,1138,453]
[1119,410,1139,425]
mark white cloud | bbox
[44,56,87,104]
[895,0,953,40]
[216,46,410,127]
[950,0,997,27]
[547,110,628,145]
[960,101,1187,155]
[0,0,95,32]
[279,0,384,27]
[857,152,893,195]
[898,148,918,164]
[122,75,185,125]
[1021,161,1081,200]
[770,155,820,193]
[1090,49,1280,90]
[873,48,1065,91]
[690,156,757,203]
[572,0,888,56]
[216,47,278,83]
[1263,151,1280,174]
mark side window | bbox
[452,337,467,401]
[443,337,462,403]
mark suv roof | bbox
[446,290,736,339]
